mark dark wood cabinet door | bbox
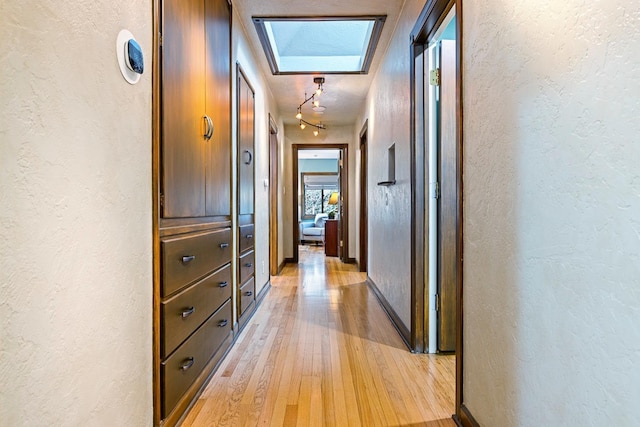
[237,69,255,215]
[162,0,206,218]
[325,220,339,257]
[204,0,231,216]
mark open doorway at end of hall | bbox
[292,144,349,264]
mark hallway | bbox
[182,246,455,426]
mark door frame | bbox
[410,0,468,424]
[359,121,368,273]
[292,144,349,263]
[268,114,279,275]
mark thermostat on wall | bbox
[116,29,143,84]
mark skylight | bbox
[253,16,386,75]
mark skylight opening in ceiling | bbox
[253,16,386,75]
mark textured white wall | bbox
[360,0,426,329]
[282,124,356,260]
[463,1,640,425]
[0,1,152,425]
[232,9,280,296]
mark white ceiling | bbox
[298,149,340,159]
[233,0,406,127]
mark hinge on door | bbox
[434,182,440,199]
[430,68,441,86]
[159,32,163,47]
[339,159,343,168]
[160,193,165,208]
[435,293,441,312]
[339,240,343,247]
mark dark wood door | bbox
[437,39,458,352]
[237,69,255,216]
[204,0,231,216]
[161,0,206,218]
[359,125,368,272]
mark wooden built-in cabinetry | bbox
[236,67,256,330]
[155,0,233,425]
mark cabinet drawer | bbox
[162,228,232,296]
[161,299,232,418]
[239,277,255,317]
[238,224,254,253]
[238,250,255,285]
[161,264,232,358]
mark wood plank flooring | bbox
[181,246,455,426]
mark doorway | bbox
[269,115,279,275]
[359,121,368,273]
[292,144,349,264]
[410,0,463,422]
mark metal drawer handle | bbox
[182,255,195,263]
[203,115,214,140]
[245,263,253,268]
[245,234,253,239]
[244,291,253,297]
[219,243,229,249]
[218,319,229,327]
[243,150,253,165]
[180,357,195,371]
[181,306,195,318]
[218,281,229,288]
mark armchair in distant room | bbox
[299,213,328,245]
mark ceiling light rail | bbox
[296,77,326,136]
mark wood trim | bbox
[256,280,271,305]
[252,15,386,75]
[409,37,426,353]
[453,404,481,427]
[366,278,411,351]
[358,120,368,272]
[455,0,465,416]
[269,114,279,276]
[152,0,161,424]
[292,144,349,263]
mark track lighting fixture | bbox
[294,77,326,135]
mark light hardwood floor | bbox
[182,246,456,426]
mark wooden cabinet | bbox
[236,67,256,330]
[156,0,232,425]
[161,0,231,219]
[325,220,339,257]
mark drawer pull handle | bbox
[181,307,195,318]
[180,357,195,371]
[245,263,253,268]
[218,319,229,327]
[219,281,229,288]
[244,291,253,297]
[181,255,196,263]
[246,234,253,239]
[219,243,229,249]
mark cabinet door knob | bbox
[219,243,229,249]
[245,263,253,268]
[218,281,229,288]
[180,357,195,371]
[218,319,229,327]
[181,255,195,263]
[244,291,253,297]
[181,306,196,318]
[245,234,253,239]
